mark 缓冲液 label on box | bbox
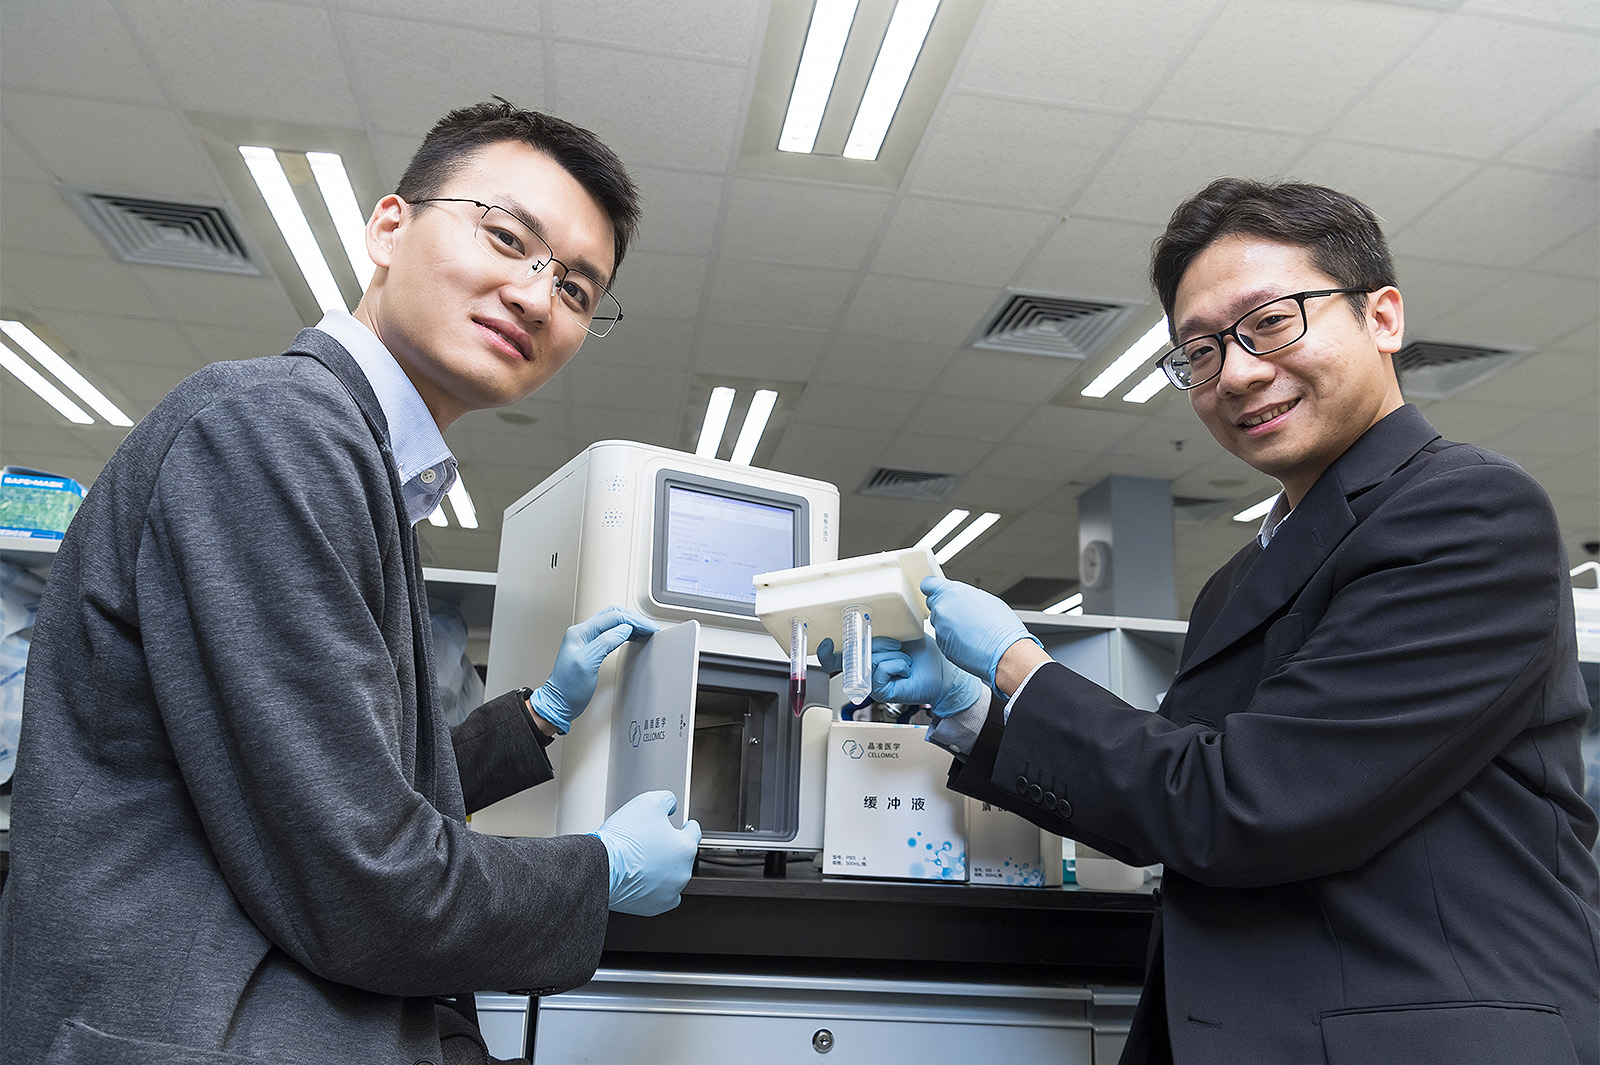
[823,721,966,881]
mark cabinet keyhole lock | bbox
[812,1028,834,1053]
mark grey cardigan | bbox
[1,331,610,1064]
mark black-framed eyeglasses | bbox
[1156,288,1368,390]
[409,197,623,338]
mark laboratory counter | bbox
[602,856,1156,982]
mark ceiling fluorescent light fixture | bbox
[446,476,479,529]
[1121,367,1169,404]
[1233,494,1278,523]
[240,145,347,313]
[779,0,860,153]
[306,151,374,290]
[0,343,92,424]
[934,511,999,564]
[1043,592,1083,615]
[2,320,133,425]
[730,389,779,465]
[1081,318,1169,399]
[912,508,969,550]
[697,386,737,458]
[843,0,939,160]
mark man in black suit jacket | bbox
[867,179,1600,1063]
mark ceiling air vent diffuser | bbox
[1394,340,1520,401]
[62,186,258,275]
[857,468,962,502]
[999,576,1077,609]
[969,291,1139,360]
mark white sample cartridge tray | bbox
[753,547,942,651]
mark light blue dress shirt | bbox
[315,310,456,526]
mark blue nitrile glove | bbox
[528,606,659,734]
[920,575,1042,691]
[817,636,983,718]
[592,790,702,916]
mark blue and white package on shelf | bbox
[0,466,86,540]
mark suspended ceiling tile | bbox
[336,12,547,133]
[1387,255,1510,332]
[2,93,220,201]
[1020,215,1165,303]
[933,348,1083,404]
[1500,87,1600,177]
[606,249,709,320]
[1330,13,1597,159]
[335,0,547,33]
[0,0,166,103]
[812,334,961,389]
[1479,408,1599,463]
[704,258,856,330]
[1468,350,1597,413]
[1460,0,1600,29]
[547,44,746,171]
[135,266,304,334]
[125,0,361,126]
[566,403,681,450]
[2,252,163,319]
[1291,141,1481,232]
[1420,398,1541,444]
[582,315,697,372]
[0,125,51,183]
[906,95,1130,209]
[837,273,998,346]
[178,322,308,366]
[1392,164,1599,269]
[956,0,1214,110]
[1072,118,1307,225]
[561,360,688,413]
[719,179,894,268]
[549,0,763,60]
[0,180,105,259]
[630,168,728,257]
[790,382,922,431]
[875,431,995,474]
[370,131,427,189]
[1009,403,1147,452]
[769,422,896,481]
[969,444,1100,485]
[1528,224,1600,281]
[1149,0,1436,134]
[872,197,1058,287]
[694,323,831,380]
[1430,271,1599,350]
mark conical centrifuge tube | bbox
[789,616,807,717]
[840,605,872,706]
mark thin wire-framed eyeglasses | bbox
[409,197,623,338]
[1157,287,1368,390]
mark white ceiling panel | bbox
[957,0,1219,110]
[1529,224,1600,280]
[546,45,747,171]
[2,251,163,319]
[2,93,221,201]
[335,12,547,133]
[1331,12,1597,158]
[1394,164,1600,268]
[1020,216,1165,302]
[334,0,545,32]
[583,315,697,372]
[1149,0,1435,134]
[1291,141,1480,232]
[1387,255,1510,332]
[703,258,856,329]
[551,0,764,60]
[0,124,50,182]
[605,249,710,320]
[907,393,1039,441]
[1008,403,1150,452]
[0,0,167,104]
[791,383,923,431]
[134,266,304,334]
[1431,271,1600,349]
[629,168,728,256]
[1072,118,1308,225]
[561,360,688,413]
[906,95,1131,209]
[124,0,362,126]
[0,180,105,259]
[812,334,961,389]
[1500,87,1599,177]
[719,179,894,267]
[933,348,1083,403]
[1460,0,1600,30]
[836,273,998,345]
[695,323,831,380]
[970,444,1100,485]
[875,430,997,474]
[871,196,1058,285]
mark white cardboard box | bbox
[823,722,967,881]
[968,797,1049,886]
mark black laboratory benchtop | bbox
[601,856,1156,984]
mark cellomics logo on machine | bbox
[842,739,863,759]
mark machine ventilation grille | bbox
[969,291,1139,360]
[63,187,258,275]
[856,468,962,501]
[1000,576,1076,609]
[1394,341,1519,400]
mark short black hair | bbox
[1151,178,1397,329]
[395,98,639,280]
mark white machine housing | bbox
[474,441,839,849]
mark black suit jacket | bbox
[952,405,1600,1064]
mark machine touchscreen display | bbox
[663,485,795,608]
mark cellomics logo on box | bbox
[842,740,863,759]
